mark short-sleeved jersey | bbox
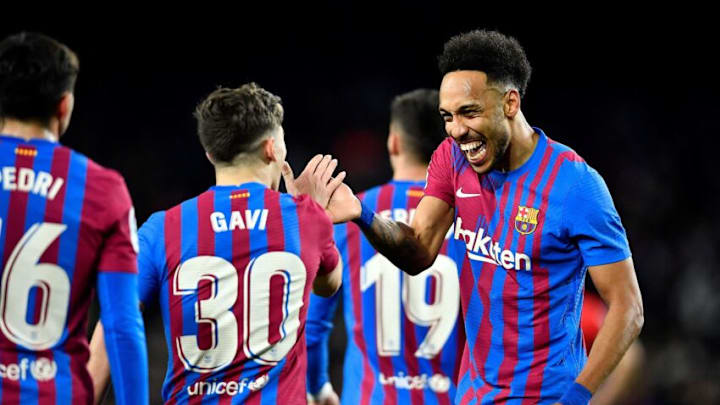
[306,180,465,405]
[0,135,138,404]
[138,182,339,404]
[424,128,631,404]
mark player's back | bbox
[0,135,136,404]
[309,180,463,405]
[139,182,338,404]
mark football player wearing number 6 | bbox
[88,83,344,404]
[306,89,464,405]
[0,33,149,404]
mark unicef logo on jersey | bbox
[379,372,451,393]
[30,357,57,381]
[428,374,451,393]
[0,357,57,381]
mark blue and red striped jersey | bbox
[424,128,631,404]
[0,135,146,404]
[306,180,465,405]
[138,182,339,404]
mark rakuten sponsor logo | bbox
[187,374,269,396]
[453,217,532,271]
[0,357,57,381]
[378,372,451,393]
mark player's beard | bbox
[470,117,511,175]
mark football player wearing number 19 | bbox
[89,83,344,404]
[306,89,464,405]
[0,33,149,404]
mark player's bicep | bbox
[412,195,454,260]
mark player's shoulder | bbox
[141,210,167,232]
[79,153,131,201]
[288,193,327,219]
[545,136,613,203]
[287,193,334,236]
[545,136,596,179]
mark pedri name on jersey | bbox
[210,209,269,233]
[0,166,64,199]
[454,216,532,271]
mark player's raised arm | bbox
[283,157,454,275]
[352,193,453,275]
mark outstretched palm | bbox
[282,154,360,223]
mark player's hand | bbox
[326,181,361,224]
[307,383,340,405]
[282,154,346,208]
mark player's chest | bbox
[451,173,567,271]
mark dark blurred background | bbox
[3,6,719,404]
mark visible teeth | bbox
[460,141,483,151]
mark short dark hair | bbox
[194,83,284,164]
[438,30,532,97]
[0,32,79,125]
[390,89,445,165]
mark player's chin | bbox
[466,152,493,174]
[469,160,494,175]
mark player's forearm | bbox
[590,340,645,405]
[356,213,435,275]
[575,296,644,394]
[313,250,343,297]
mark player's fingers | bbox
[314,154,332,177]
[327,171,346,193]
[300,154,324,177]
[321,159,338,184]
[281,162,297,194]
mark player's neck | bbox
[214,164,276,189]
[0,119,59,142]
[503,112,537,172]
[392,159,428,182]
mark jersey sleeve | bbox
[563,167,631,267]
[96,174,139,274]
[137,211,165,308]
[97,271,149,405]
[423,138,455,207]
[314,203,340,276]
[305,291,341,395]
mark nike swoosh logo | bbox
[456,187,482,198]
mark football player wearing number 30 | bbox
[0,33,149,405]
[305,89,464,405]
[88,84,345,404]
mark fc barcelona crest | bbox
[515,206,540,235]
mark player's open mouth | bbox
[460,139,487,165]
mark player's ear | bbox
[387,131,400,157]
[205,152,216,164]
[262,137,277,163]
[503,89,521,118]
[56,92,75,136]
